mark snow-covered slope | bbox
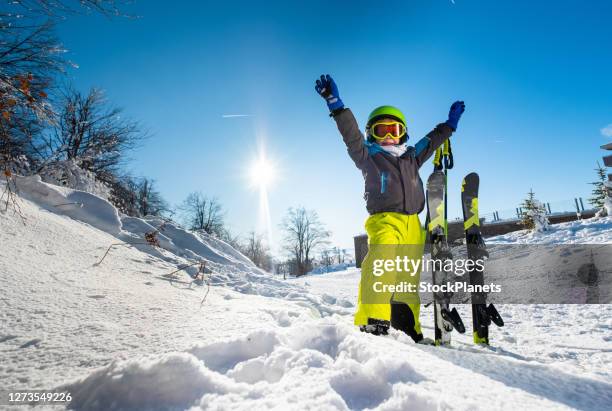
[1,177,611,411]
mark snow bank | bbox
[488,216,612,244]
[16,175,122,235]
[39,159,111,201]
[194,230,254,267]
[63,309,612,411]
[65,353,238,411]
[63,319,448,411]
[308,262,355,275]
[3,175,358,317]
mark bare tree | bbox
[135,177,167,217]
[108,174,138,215]
[218,227,241,249]
[241,231,272,271]
[0,18,59,214]
[1,0,133,172]
[320,249,334,273]
[0,20,60,175]
[0,0,134,214]
[333,247,343,264]
[106,175,167,217]
[34,87,144,180]
[180,192,225,235]
[280,207,330,276]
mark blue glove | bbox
[446,101,465,130]
[315,74,344,112]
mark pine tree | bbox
[588,162,607,211]
[520,189,549,231]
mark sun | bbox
[250,156,276,189]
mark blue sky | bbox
[56,0,612,252]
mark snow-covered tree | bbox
[34,87,144,181]
[108,175,139,216]
[39,158,111,199]
[520,189,549,232]
[589,162,608,216]
[604,180,612,217]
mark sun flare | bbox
[250,156,276,189]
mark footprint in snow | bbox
[0,335,18,343]
[19,338,42,349]
[189,330,279,373]
[87,295,106,300]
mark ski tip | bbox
[461,172,479,194]
[427,171,445,183]
[464,172,479,183]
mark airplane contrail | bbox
[222,114,253,118]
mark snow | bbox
[1,177,612,410]
[605,180,612,216]
[487,215,612,244]
[308,262,355,275]
[38,159,111,201]
[529,200,550,232]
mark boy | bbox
[315,74,465,343]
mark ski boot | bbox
[359,319,390,336]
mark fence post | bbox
[574,198,582,219]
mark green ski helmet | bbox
[366,105,408,144]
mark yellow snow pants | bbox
[354,212,425,335]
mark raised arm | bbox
[333,108,369,168]
[414,101,465,167]
[315,74,368,168]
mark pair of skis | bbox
[425,170,504,346]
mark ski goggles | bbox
[368,121,407,140]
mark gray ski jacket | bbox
[333,108,454,215]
